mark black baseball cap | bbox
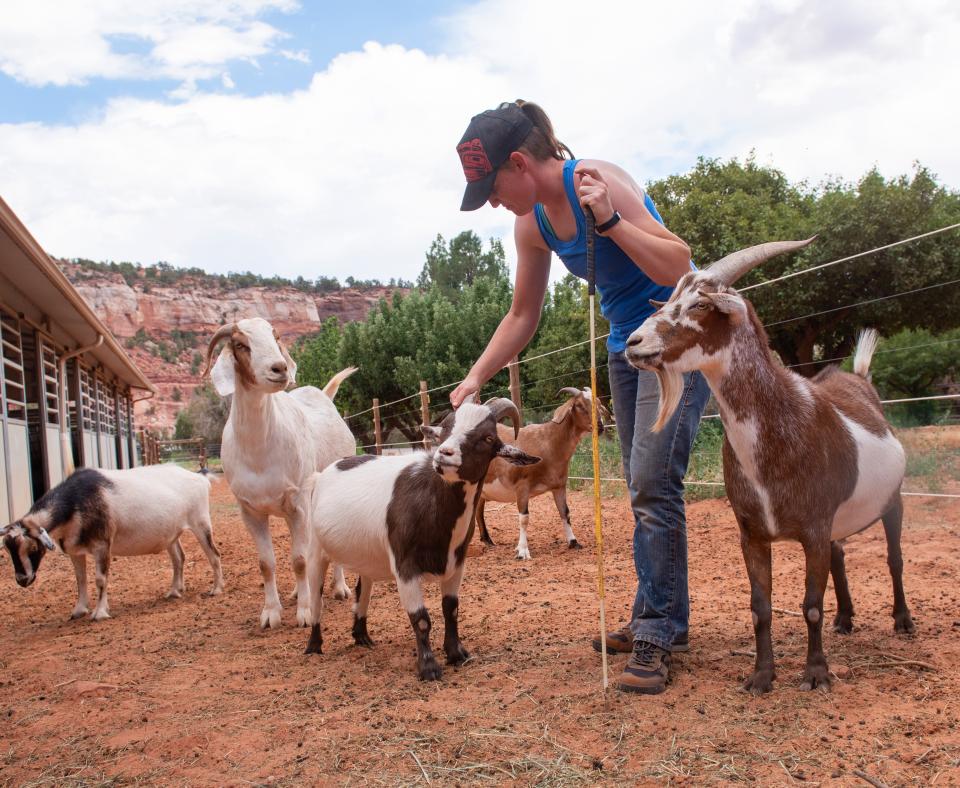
[456,103,534,211]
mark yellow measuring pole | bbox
[584,206,608,690]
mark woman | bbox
[450,101,710,695]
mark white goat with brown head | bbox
[204,317,356,628]
[625,239,914,695]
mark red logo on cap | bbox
[458,138,493,182]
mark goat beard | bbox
[651,367,685,433]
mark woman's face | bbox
[488,155,537,215]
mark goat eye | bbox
[694,301,710,311]
[485,435,495,444]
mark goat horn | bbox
[483,397,522,439]
[201,323,236,379]
[558,387,582,398]
[705,236,817,286]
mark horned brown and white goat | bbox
[624,238,914,695]
[1,465,223,620]
[303,399,539,681]
[474,387,610,559]
[204,317,356,629]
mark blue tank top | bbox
[533,159,689,352]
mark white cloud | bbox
[0,0,296,87]
[0,0,957,286]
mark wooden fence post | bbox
[420,381,430,450]
[509,356,523,426]
[372,398,383,455]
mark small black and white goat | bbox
[1,465,223,620]
[303,399,539,680]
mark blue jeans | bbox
[607,351,710,652]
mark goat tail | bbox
[853,329,880,380]
[323,366,359,400]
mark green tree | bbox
[416,231,508,298]
[648,157,960,368]
[520,274,611,420]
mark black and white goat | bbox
[303,399,539,680]
[625,238,914,694]
[1,465,223,620]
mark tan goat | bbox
[476,388,610,559]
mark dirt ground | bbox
[1,454,958,786]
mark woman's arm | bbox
[449,217,551,407]
[577,163,690,286]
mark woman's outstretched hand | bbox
[450,377,481,409]
[576,166,615,225]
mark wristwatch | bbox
[595,210,621,234]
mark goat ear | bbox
[700,290,747,323]
[211,347,236,396]
[37,528,55,551]
[278,340,298,388]
[420,425,442,445]
[649,299,666,310]
[497,444,540,466]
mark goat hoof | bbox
[90,611,111,622]
[832,614,853,634]
[332,586,351,601]
[202,586,224,598]
[568,539,582,550]
[445,644,471,666]
[260,608,282,629]
[295,607,312,627]
[894,614,916,635]
[70,608,88,620]
[480,533,495,546]
[353,633,375,648]
[515,549,531,561]
[305,624,323,654]
[799,664,831,692]
[742,670,774,695]
[417,658,443,681]
[164,589,183,600]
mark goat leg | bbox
[739,533,775,694]
[799,535,832,691]
[351,575,375,647]
[69,554,90,620]
[164,538,185,599]
[515,489,532,560]
[830,541,855,634]
[441,564,470,665]
[90,546,112,621]
[398,577,441,680]
[881,493,915,634]
[476,498,494,546]
[304,545,328,654]
[552,487,581,549]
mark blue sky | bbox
[1,0,957,282]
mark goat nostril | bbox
[627,337,642,348]
[271,363,288,375]
[439,448,454,456]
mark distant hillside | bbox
[59,259,408,433]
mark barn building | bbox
[0,196,155,521]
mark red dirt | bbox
[2,478,958,785]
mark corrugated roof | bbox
[0,195,155,392]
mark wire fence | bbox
[154,225,960,500]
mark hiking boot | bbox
[618,641,671,695]
[592,624,634,654]
[593,625,689,654]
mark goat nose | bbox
[627,336,643,348]
[271,362,288,375]
[439,447,455,456]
